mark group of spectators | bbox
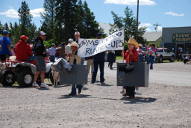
[0,29,155,98]
[136,44,157,70]
[0,30,49,88]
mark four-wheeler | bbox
[0,58,53,87]
[0,60,36,87]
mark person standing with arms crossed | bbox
[32,31,49,89]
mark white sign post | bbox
[78,30,124,58]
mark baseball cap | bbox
[39,31,46,36]
[68,38,74,43]
[20,35,29,40]
[2,30,9,35]
[96,32,103,37]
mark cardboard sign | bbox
[117,63,149,87]
[59,65,88,85]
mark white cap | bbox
[40,31,46,36]
[68,38,74,43]
[70,41,79,48]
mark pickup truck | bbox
[156,48,175,63]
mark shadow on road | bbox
[82,87,89,90]
[121,97,157,104]
[93,83,113,86]
[57,94,157,105]
[58,94,91,99]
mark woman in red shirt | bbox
[122,38,139,98]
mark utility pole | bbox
[136,0,140,32]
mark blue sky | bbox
[0,0,190,31]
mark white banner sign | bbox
[78,30,124,58]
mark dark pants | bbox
[92,61,105,83]
[125,86,135,97]
[49,56,55,62]
[0,55,7,62]
[70,84,83,95]
[108,62,113,69]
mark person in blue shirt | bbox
[0,30,11,61]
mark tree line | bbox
[0,0,146,46]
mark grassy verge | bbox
[116,56,123,60]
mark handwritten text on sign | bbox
[78,30,124,57]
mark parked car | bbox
[156,48,175,63]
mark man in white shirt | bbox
[48,44,56,62]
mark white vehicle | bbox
[156,48,175,63]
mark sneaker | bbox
[33,82,40,88]
[100,82,105,86]
[91,81,95,84]
[120,90,125,94]
[78,87,82,94]
[129,95,135,99]
[40,83,49,89]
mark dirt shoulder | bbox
[0,83,191,128]
[0,62,191,128]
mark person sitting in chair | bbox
[15,35,33,62]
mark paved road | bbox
[105,62,191,87]
[149,62,191,86]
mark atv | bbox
[0,58,54,87]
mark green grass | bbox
[116,56,123,60]
[160,60,181,63]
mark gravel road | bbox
[0,62,191,128]
[150,62,191,86]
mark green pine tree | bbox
[0,22,3,36]
[18,1,33,37]
[4,23,9,30]
[110,7,146,44]
[81,1,103,38]
[41,0,57,41]
[55,0,78,42]
[10,22,20,44]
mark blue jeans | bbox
[138,54,144,63]
[148,56,155,69]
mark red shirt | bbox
[15,40,32,61]
[124,49,138,63]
